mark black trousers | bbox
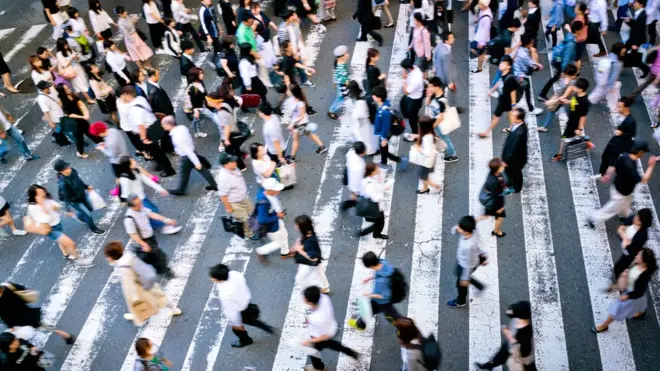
[175,155,217,193]
[247,75,268,101]
[136,237,172,276]
[380,139,400,165]
[402,96,424,135]
[625,45,650,76]
[540,70,561,99]
[114,68,133,87]
[226,132,247,170]
[358,24,383,44]
[507,165,524,192]
[483,342,537,370]
[100,28,113,40]
[355,299,401,329]
[588,22,606,54]
[649,21,658,45]
[161,0,172,19]
[518,77,535,111]
[209,36,221,54]
[310,339,358,370]
[148,22,167,49]
[125,130,144,153]
[146,125,175,174]
[545,26,558,48]
[74,120,102,154]
[455,265,484,305]
[599,147,619,176]
[361,211,385,237]
[177,22,205,52]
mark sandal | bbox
[491,230,506,238]
[470,69,483,74]
[591,325,608,334]
[550,154,563,163]
[632,311,646,319]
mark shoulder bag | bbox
[355,196,380,219]
[1,282,39,303]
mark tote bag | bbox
[439,106,461,135]
[88,189,107,210]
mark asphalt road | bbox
[1,1,660,370]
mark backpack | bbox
[390,268,407,303]
[417,335,442,370]
[551,43,565,68]
[386,107,405,136]
[247,200,269,239]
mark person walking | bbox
[0,331,49,370]
[413,116,441,194]
[291,215,330,293]
[409,13,433,77]
[254,178,292,261]
[55,38,95,104]
[87,63,119,123]
[372,86,403,168]
[218,152,257,240]
[286,84,327,160]
[610,208,652,289]
[277,11,317,89]
[470,0,493,73]
[53,159,106,234]
[433,32,458,105]
[199,0,221,53]
[348,251,401,330]
[258,101,287,163]
[365,48,386,96]
[115,6,154,71]
[57,83,102,159]
[103,40,134,86]
[645,0,660,46]
[400,59,426,143]
[297,286,358,371]
[427,77,458,162]
[549,77,590,162]
[0,50,18,93]
[29,54,54,87]
[543,0,565,50]
[88,0,116,41]
[89,122,129,182]
[172,0,206,52]
[394,317,427,371]
[501,108,528,193]
[588,141,656,228]
[236,14,257,52]
[133,337,173,371]
[341,141,367,210]
[147,69,175,117]
[209,264,275,348]
[623,0,650,78]
[538,24,578,101]
[475,301,536,370]
[161,116,218,196]
[588,42,626,110]
[116,156,168,215]
[479,56,518,137]
[593,248,657,333]
[359,163,389,239]
[0,195,27,237]
[354,0,383,45]
[477,158,508,237]
[347,82,377,155]
[103,241,181,325]
[250,143,277,185]
[36,80,71,147]
[143,0,167,52]
[446,215,487,308]
[205,92,249,170]
[594,97,637,178]
[586,0,608,57]
[327,45,350,120]
[0,106,40,164]
[163,18,182,58]
[237,43,268,101]
[184,66,213,138]
[511,35,543,116]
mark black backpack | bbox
[417,335,442,370]
[388,108,405,136]
[390,268,407,303]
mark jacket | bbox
[372,259,394,304]
[433,42,456,85]
[199,5,219,38]
[255,188,279,233]
[501,123,528,169]
[374,100,393,140]
[180,55,196,79]
[523,7,541,39]
[0,282,42,328]
[547,1,565,28]
[117,251,169,326]
[147,82,175,116]
[558,33,577,72]
[58,169,89,203]
[625,9,647,47]
[354,0,375,26]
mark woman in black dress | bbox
[215,36,240,90]
[609,208,652,289]
[56,84,102,158]
[365,48,386,95]
[0,50,19,93]
[477,158,508,237]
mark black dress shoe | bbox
[205,186,218,191]
[65,334,76,345]
[168,189,185,196]
[160,171,176,178]
[374,234,389,240]
[231,338,254,348]
[416,188,430,194]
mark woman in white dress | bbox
[55,38,95,104]
[347,80,377,155]
[88,0,116,41]
[249,143,277,185]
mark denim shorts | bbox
[47,223,65,241]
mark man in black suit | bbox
[523,0,541,43]
[501,108,528,193]
[624,0,650,77]
[146,69,175,153]
[180,40,197,83]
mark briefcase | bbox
[562,135,591,161]
[221,215,245,238]
[240,94,261,109]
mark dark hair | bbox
[27,184,51,204]
[362,251,380,268]
[303,286,321,305]
[114,5,126,15]
[103,39,115,49]
[221,35,236,50]
[416,115,436,145]
[459,215,476,233]
[294,214,315,237]
[280,40,291,54]
[164,17,175,26]
[371,86,387,101]
[104,241,125,260]
[56,38,70,57]
[366,47,380,67]
[637,208,653,229]
[577,2,587,12]
[571,21,584,33]
[89,0,102,14]
[395,317,422,345]
[500,55,513,66]
[66,6,79,19]
[488,157,503,175]
[611,42,626,56]
[575,77,589,91]
[529,0,539,6]
[630,140,650,154]
[348,80,362,99]
[510,19,522,29]
[413,12,425,24]
[188,67,204,82]
[353,141,366,155]
[146,69,158,78]
[281,9,295,20]
[135,338,151,357]
[209,264,230,281]
[181,40,194,51]
[258,101,273,115]
[521,34,534,47]
[121,85,138,97]
[400,58,414,71]
[619,96,634,108]
[250,142,264,159]
[117,156,137,180]
[441,31,453,42]
[429,76,443,88]
[289,83,309,109]
[364,162,378,177]
[87,63,103,81]
[37,46,48,55]
[636,0,647,6]
[563,64,578,76]
[239,43,254,63]
[0,332,17,354]
[513,107,525,122]
[142,0,152,4]
[640,247,658,273]
[250,1,261,9]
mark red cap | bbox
[89,122,108,136]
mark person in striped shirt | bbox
[327,45,350,120]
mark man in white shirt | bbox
[36,80,64,130]
[401,59,425,143]
[209,264,274,348]
[587,0,608,57]
[342,141,367,210]
[470,0,493,73]
[103,40,132,86]
[0,105,39,164]
[258,102,286,163]
[299,286,358,371]
[161,116,217,195]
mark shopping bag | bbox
[408,146,436,168]
[439,106,461,135]
[22,216,52,236]
[357,296,374,326]
[87,189,107,210]
[15,78,36,94]
[275,163,297,188]
[221,216,245,238]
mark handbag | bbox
[275,163,297,188]
[221,215,245,238]
[294,252,320,266]
[372,16,383,30]
[87,189,107,210]
[97,98,111,114]
[23,216,52,236]
[478,187,495,210]
[240,93,261,109]
[1,283,39,303]
[439,106,461,135]
[60,116,78,133]
[408,145,437,168]
[241,303,261,322]
[58,65,77,79]
[355,196,380,219]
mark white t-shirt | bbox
[129,96,157,133]
[143,1,161,24]
[262,115,285,155]
[124,207,154,239]
[27,200,61,226]
[290,100,309,126]
[37,90,64,123]
[31,70,53,86]
[252,158,273,185]
[307,294,338,338]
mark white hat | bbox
[333,45,348,58]
[262,178,285,191]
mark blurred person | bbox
[291,215,330,293]
[354,0,383,45]
[427,78,457,162]
[115,6,154,70]
[413,116,441,193]
[433,32,458,105]
[365,48,386,96]
[134,337,173,371]
[610,208,652,288]
[180,41,198,83]
[511,35,543,116]
[446,216,487,308]
[549,77,590,163]
[218,152,257,239]
[341,141,367,211]
[622,0,650,78]
[400,59,425,143]
[143,0,167,52]
[287,84,327,160]
[238,43,268,101]
[199,0,221,52]
[372,86,404,167]
[250,143,277,185]
[57,83,102,159]
[408,13,433,77]
[254,178,291,261]
[594,97,637,178]
[586,0,608,57]
[89,121,130,181]
[469,0,493,73]
[103,40,134,86]
[206,92,248,170]
[88,0,116,41]
[258,102,286,163]
[87,63,119,123]
[147,68,175,117]
[53,159,105,234]
[0,195,27,237]
[163,18,182,58]
[358,163,389,239]
[184,67,212,138]
[477,158,508,237]
[29,54,54,86]
[327,45,351,120]
[348,82,376,154]
[36,80,71,147]
[55,38,95,104]
[538,24,579,101]
[0,105,40,164]
[394,317,426,371]
[116,156,169,220]
[0,331,49,370]
[172,0,206,52]
[588,42,625,110]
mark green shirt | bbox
[236,23,257,51]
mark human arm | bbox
[220,58,235,78]
[67,100,90,120]
[146,210,177,225]
[641,156,657,183]
[220,195,233,213]
[139,172,168,195]
[423,29,432,60]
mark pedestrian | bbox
[286,83,327,160]
[172,0,206,52]
[209,264,275,348]
[538,24,578,102]
[291,215,330,292]
[501,108,528,193]
[251,1,279,86]
[348,82,377,154]
[87,63,119,123]
[588,42,625,110]
[477,158,508,237]
[511,35,543,117]
[215,36,240,90]
[238,43,268,101]
[103,40,134,86]
[115,6,154,71]
[57,83,102,159]
[544,0,565,50]
[358,163,389,239]
[89,121,129,181]
[36,46,56,77]
[475,301,536,370]
[0,50,18,93]
[623,0,650,78]
[29,55,54,87]
[116,156,169,216]
[446,215,487,308]
[469,0,493,73]
[122,86,176,177]
[373,0,395,28]
[274,41,317,113]
[549,77,590,162]
[277,11,317,88]
[523,0,541,42]
[254,178,292,261]
[400,59,426,143]
[88,0,116,41]
[409,13,433,78]
[646,0,660,46]
[326,45,350,120]
[161,116,218,195]
[42,0,67,41]
[0,331,49,370]
[104,241,182,326]
[147,69,175,117]
[133,69,150,99]
[258,101,287,164]
[123,195,180,278]
[433,32,458,104]
[292,0,324,26]
[572,4,588,72]
[116,89,146,158]
[36,80,71,146]
[53,159,106,234]
[593,248,657,333]
[365,48,386,95]
[218,152,257,240]
[354,0,383,46]
[199,0,221,53]
[250,143,277,185]
[237,14,257,52]
[0,106,40,164]
[586,0,608,57]
[66,7,96,61]
[133,337,173,371]
[219,0,238,35]
[206,92,249,170]
[588,141,656,228]
[626,49,660,100]
[610,208,652,289]
[163,18,182,58]
[611,0,632,32]
[55,38,95,104]
[413,115,442,194]
[594,97,637,178]
[426,77,458,162]
[183,67,212,138]
[394,317,426,371]
[341,141,367,210]
[348,251,401,330]
[26,184,81,260]
[372,86,403,168]
[0,195,27,237]
[298,286,358,371]
[180,41,197,84]
[142,0,167,52]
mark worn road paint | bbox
[4,24,47,62]
[0,28,15,41]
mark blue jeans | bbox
[0,126,31,158]
[296,66,309,84]
[68,196,98,231]
[142,197,164,229]
[191,107,219,134]
[47,223,65,241]
[541,106,565,129]
[328,87,345,114]
[435,127,456,157]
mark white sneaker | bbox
[317,24,327,32]
[591,174,602,180]
[531,108,544,115]
[162,225,183,235]
[218,144,225,153]
[194,132,208,138]
[155,48,167,55]
[123,313,134,320]
[169,308,182,316]
[12,229,27,236]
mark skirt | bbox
[124,33,154,62]
[608,292,648,321]
[0,52,9,75]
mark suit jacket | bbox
[524,8,541,39]
[180,55,196,79]
[501,123,528,169]
[626,9,647,47]
[433,42,456,85]
[147,82,174,116]
[354,0,375,26]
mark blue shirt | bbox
[372,259,394,304]
[256,189,279,233]
[374,100,393,140]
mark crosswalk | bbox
[1,1,660,370]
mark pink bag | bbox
[54,74,73,89]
